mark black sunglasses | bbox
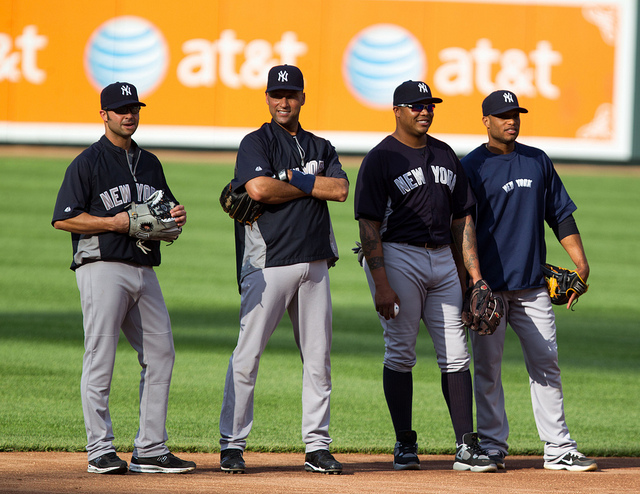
[396,103,435,113]
[108,105,141,115]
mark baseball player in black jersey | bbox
[354,81,496,472]
[218,65,349,474]
[52,82,195,475]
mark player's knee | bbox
[383,357,416,373]
[155,345,175,372]
[437,355,470,373]
[528,359,561,384]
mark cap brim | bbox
[485,106,528,116]
[396,96,443,105]
[104,99,146,110]
[266,85,304,92]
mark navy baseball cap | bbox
[393,80,443,106]
[482,90,528,116]
[101,82,146,110]
[266,65,304,92]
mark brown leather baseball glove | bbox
[219,182,265,225]
[461,279,504,335]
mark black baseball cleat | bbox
[87,452,128,474]
[129,452,196,473]
[220,448,246,474]
[453,432,498,472]
[393,430,421,470]
[543,451,597,472]
[304,450,343,474]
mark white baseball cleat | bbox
[543,452,597,472]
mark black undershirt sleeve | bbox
[552,214,579,241]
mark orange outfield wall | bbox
[0,0,635,158]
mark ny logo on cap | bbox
[503,92,514,103]
[121,85,132,96]
[278,71,289,83]
[418,83,429,93]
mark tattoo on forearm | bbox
[368,256,384,270]
[462,221,479,274]
[359,219,384,270]
[359,220,379,255]
[361,236,378,256]
[452,216,480,275]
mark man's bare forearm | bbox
[246,175,348,204]
[53,212,129,235]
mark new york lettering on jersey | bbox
[355,133,471,246]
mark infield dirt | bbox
[1,452,639,494]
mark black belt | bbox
[406,242,446,250]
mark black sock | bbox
[441,370,474,444]
[383,366,413,439]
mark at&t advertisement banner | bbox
[0,0,636,160]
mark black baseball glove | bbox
[541,263,588,308]
[127,190,181,242]
[219,182,265,225]
[461,279,504,335]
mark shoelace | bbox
[397,444,418,456]
[563,452,586,461]
[467,439,488,457]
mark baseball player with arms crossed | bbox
[354,80,496,473]
[52,82,195,474]
[218,65,348,474]
[460,90,596,472]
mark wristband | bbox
[277,169,289,182]
[289,170,316,195]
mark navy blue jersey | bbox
[354,134,475,245]
[461,142,576,292]
[52,135,178,270]
[232,120,348,284]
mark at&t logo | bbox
[84,16,168,97]
[342,24,425,109]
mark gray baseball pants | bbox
[470,287,578,461]
[219,261,333,453]
[76,261,174,461]
[364,243,471,373]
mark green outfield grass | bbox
[0,153,638,456]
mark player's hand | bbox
[375,285,400,320]
[566,265,589,310]
[113,211,130,233]
[170,204,187,227]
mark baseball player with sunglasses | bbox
[355,80,496,472]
